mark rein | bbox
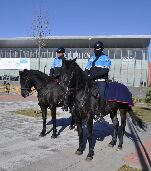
[20,88,36,95]
[63,71,75,93]
[66,71,75,88]
[59,70,76,107]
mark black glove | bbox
[49,68,54,77]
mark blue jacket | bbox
[85,54,111,80]
[85,54,111,70]
[50,56,66,78]
[51,57,63,69]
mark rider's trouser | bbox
[96,81,107,116]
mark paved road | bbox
[0,95,151,171]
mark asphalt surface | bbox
[0,95,151,171]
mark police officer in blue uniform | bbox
[85,41,111,117]
[50,47,66,79]
[49,47,69,111]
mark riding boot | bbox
[62,104,68,111]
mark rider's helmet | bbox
[56,47,65,53]
[94,41,104,50]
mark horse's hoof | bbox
[69,125,75,130]
[108,141,116,147]
[75,150,83,155]
[51,134,57,139]
[108,144,113,147]
[74,128,78,132]
[86,156,93,161]
[39,132,46,137]
[117,145,122,150]
[108,143,114,147]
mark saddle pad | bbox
[104,82,134,106]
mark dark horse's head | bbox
[60,58,78,89]
[19,69,34,97]
[19,69,50,98]
[60,58,89,91]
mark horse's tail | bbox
[127,106,146,131]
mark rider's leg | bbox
[97,81,106,116]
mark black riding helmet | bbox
[56,47,65,53]
[94,41,104,50]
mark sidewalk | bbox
[0,95,151,171]
[0,94,37,102]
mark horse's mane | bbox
[65,60,88,90]
[23,69,50,84]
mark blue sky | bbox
[0,0,151,37]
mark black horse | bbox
[60,58,145,160]
[19,69,75,138]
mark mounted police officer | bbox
[49,47,69,111]
[49,47,66,79]
[85,41,111,117]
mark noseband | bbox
[20,87,35,95]
[21,88,31,91]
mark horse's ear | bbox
[24,69,28,72]
[73,57,77,62]
[19,71,22,75]
[71,58,77,67]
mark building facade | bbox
[0,35,150,87]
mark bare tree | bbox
[32,7,51,70]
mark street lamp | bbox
[88,38,92,57]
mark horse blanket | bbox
[102,82,134,106]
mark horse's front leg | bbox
[69,106,76,130]
[75,117,84,155]
[86,112,94,160]
[39,104,47,137]
[51,106,57,138]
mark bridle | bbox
[60,70,76,105]
[20,76,35,96]
[62,70,75,90]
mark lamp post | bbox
[44,65,46,73]
[88,38,92,58]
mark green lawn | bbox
[133,105,151,123]
[13,108,61,118]
[13,105,151,123]
[118,165,142,171]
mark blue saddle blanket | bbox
[102,82,134,106]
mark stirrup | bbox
[94,113,105,122]
[62,105,68,111]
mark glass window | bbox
[143,50,148,60]
[135,50,143,60]
[128,49,135,60]
[103,49,108,56]
[122,49,128,59]
[109,49,114,59]
[114,49,121,59]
